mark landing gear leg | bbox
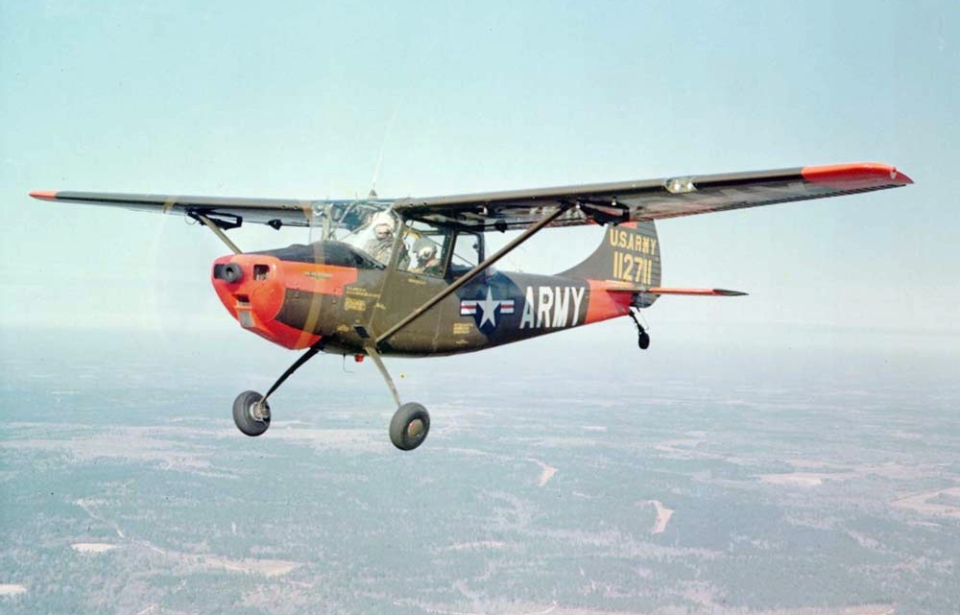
[366,346,431,451]
[232,342,324,437]
[629,310,651,350]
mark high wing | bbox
[27,190,386,231]
[393,162,912,230]
[31,162,912,232]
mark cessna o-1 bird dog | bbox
[31,162,912,451]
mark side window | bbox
[399,223,448,277]
[449,232,482,278]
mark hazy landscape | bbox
[1,325,958,614]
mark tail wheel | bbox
[233,390,271,437]
[389,402,431,451]
[629,310,651,350]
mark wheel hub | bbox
[251,401,270,422]
[406,418,425,440]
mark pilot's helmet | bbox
[413,238,437,261]
[371,214,395,238]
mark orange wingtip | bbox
[29,190,59,201]
[801,162,913,187]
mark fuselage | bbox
[211,241,637,357]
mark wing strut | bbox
[375,203,575,347]
[191,212,243,255]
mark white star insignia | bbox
[477,287,501,328]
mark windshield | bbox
[337,209,402,265]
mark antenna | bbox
[370,103,400,198]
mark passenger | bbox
[412,239,442,275]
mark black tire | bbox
[233,390,270,437]
[389,402,430,451]
[638,332,651,350]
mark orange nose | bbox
[211,254,320,349]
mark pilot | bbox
[365,220,396,264]
[412,239,442,275]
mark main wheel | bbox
[233,390,271,437]
[389,402,430,451]
[638,331,651,350]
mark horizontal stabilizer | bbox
[603,283,747,297]
[648,287,747,297]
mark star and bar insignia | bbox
[460,287,515,334]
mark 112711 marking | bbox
[612,251,653,284]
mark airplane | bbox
[30,162,912,451]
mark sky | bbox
[1,0,958,352]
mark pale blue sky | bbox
[1,0,958,347]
